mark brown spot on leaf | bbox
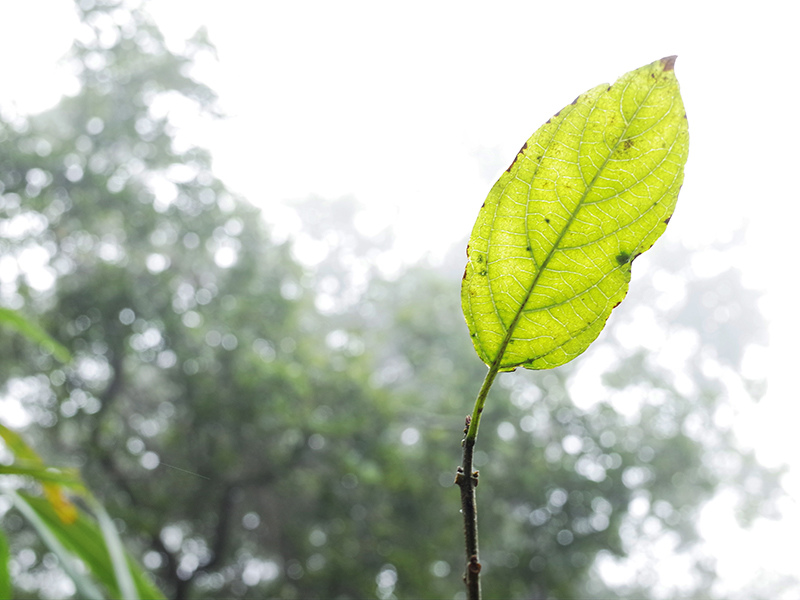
[466,243,470,257]
[664,216,671,225]
[570,95,579,105]
[612,301,621,309]
[462,269,467,281]
[661,55,677,71]
[607,86,612,92]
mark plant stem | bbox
[456,364,501,600]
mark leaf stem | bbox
[456,363,502,600]
[466,362,501,443]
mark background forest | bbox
[0,2,792,599]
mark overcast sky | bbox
[1,1,798,596]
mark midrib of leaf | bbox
[487,77,662,370]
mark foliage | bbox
[0,425,163,599]
[0,310,162,598]
[463,57,688,371]
[0,309,70,364]
[0,2,783,599]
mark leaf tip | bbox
[660,55,678,71]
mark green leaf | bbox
[0,307,71,363]
[0,424,85,523]
[1,425,160,598]
[0,528,11,600]
[462,56,688,371]
[92,499,140,600]
[9,491,106,600]
[8,492,165,600]
[0,462,84,486]
[0,423,47,464]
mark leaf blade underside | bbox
[462,56,689,371]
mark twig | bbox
[455,364,501,600]
[456,422,481,599]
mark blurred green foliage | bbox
[0,1,785,599]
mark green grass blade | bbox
[9,491,106,600]
[9,492,165,600]
[462,56,689,371]
[0,463,85,486]
[1,426,163,598]
[0,423,49,464]
[92,499,140,600]
[0,307,71,363]
[0,528,12,600]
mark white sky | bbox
[1,0,798,596]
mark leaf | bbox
[0,307,71,363]
[0,423,45,464]
[1,424,161,598]
[9,491,106,600]
[92,499,140,600]
[0,528,11,600]
[0,424,85,523]
[462,56,688,371]
[0,462,84,487]
[9,492,165,600]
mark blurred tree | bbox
[309,209,784,599]
[0,1,786,599]
[1,2,457,598]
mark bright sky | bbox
[1,0,798,596]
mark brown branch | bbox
[89,345,125,448]
[455,416,481,600]
[176,472,280,599]
[200,483,238,572]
